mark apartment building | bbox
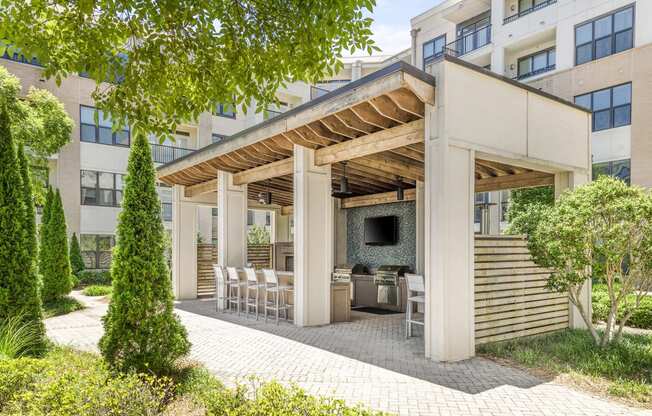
[0,54,312,269]
[411,0,651,186]
[408,0,651,231]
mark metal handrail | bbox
[514,64,556,81]
[150,143,195,164]
[310,85,331,100]
[503,0,557,24]
[444,24,492,57]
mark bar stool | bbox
[262,269,291,324]
[212,264,227,312]
[244,267,265,319]
[226,267,246,315]
[405,273,425,338]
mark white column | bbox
[293,145,333,327]
[490,46,505,76]
[425,110,476,362]
[415,180,425,274]
[217,171,248,268]
[555,171,592,329]
[488,191,501,235]
[171,185,198,300]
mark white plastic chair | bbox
[212,264,227,312]
[262,269,291,324]
[405,273,425,338]
[226,267,246,315]
[244,267,265,319]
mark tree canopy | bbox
[0,67,73,202]
[525,177,652,346]
[0,1,379,137]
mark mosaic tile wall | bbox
[346,201,416,272]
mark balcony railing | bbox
[514,64,556,81]
[444,25,491,57]
[263,108,284,120]
[150,143,194,164]
[310,85,331,100]
[503,0,557,24]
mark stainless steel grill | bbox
[332,264,367,282]
[374,265,410,306]
[373,265,410,286]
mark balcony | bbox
[503,0,557,25]
[444,24,491,57]
[151,143,194,164]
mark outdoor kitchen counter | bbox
[350,274,407,312]
[234,270,351,322]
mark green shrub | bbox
[593,284,652,330]
[0,348,172,415]
[0,316,44,360]
[69,232,85,277]
[78,270,112,286]
[42,296,84,319]
[100,134,189,374]
[0,107,45,354]
[40,189,73,302]
[83,285,112,297]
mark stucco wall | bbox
[346,201,416,272]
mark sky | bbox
[350,0,443,57]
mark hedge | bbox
[0,348,384,415]
[77,270,112,287]
[593,284,652,330]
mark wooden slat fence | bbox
[248,244,273,269]
[197,243,217,298]
[474,235,569,345]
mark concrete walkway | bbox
[46,292,651,416]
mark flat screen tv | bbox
[364,215,398,246]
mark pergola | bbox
[158,56,592,361]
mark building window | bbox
[517,48,555,79]
[1,48,41,66]
[592,159,631,185]
[575,6,634,66]
[80,105,130,146]
[214,103,236,118]
[574,83,631,132]
[161,202,172,222]
[81,234,115,269]
[474,192,489,224]
[80,170,124,207]
[423,34,446,68]
[212,133,226,144]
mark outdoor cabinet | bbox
[331,282,351,322]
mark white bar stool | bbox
[244,267,265,319]
[226,267,246,315]
[405,273,425,338]
[262,269,291,324]
[212,264,227,312]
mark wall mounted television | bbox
[364,215,398,246]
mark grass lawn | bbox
[42,296,84,318]
[82,285,112,297]
[0,347,384,415]
[478,329,652,406]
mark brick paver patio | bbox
[46,292,650,416]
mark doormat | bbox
[351,306,401,315]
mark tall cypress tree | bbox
[0,106,45,351]
[38,186,53,277]
[41,189,72,302]
[69,233,85,277]
[17,144,37,261]
[100,133,189,374]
